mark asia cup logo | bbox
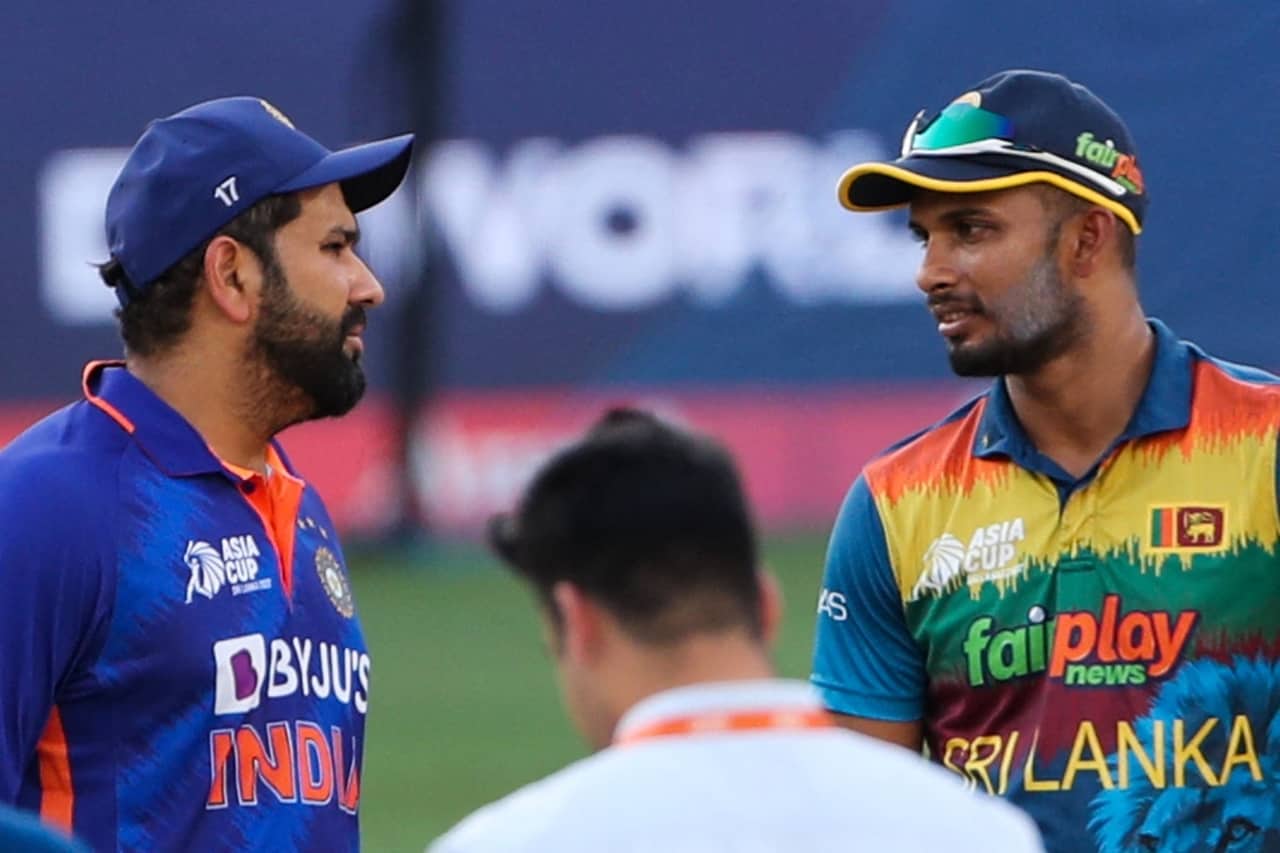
[914,533,967,599]
[185,540,227,603]
[913,518,1027,600]
[183,535,267,603]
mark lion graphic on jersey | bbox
[1090,656,1280,852]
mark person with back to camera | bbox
[431,407,1043,852]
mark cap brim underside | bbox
[839,156,1044,209]
[279,134,415,212]
[837,157,1142,235]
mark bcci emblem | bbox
[315,546,355,618]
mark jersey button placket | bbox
[1053,485,1104,610]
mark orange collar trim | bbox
[82,360,135,433]
[614,708,835,746]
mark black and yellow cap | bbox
[838,69,1146,234]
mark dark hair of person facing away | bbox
[98,193,302,357]
[488,408,762,645]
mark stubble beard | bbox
[946,244,1088,378]
[243,262,368,437]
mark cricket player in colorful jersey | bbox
[0,98,412,851]
[811,69,1280,852]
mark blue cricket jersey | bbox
[0,363,370,852]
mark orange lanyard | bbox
[615,708,835,746]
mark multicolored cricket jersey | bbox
[812,321,1280,853]
[0,363,369,852]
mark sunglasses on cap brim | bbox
[900,103,1133,200]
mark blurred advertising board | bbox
[6,1,1279,534]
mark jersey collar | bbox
[82,361,296,479]
[973,318,1193,467]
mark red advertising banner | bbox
[1,387,969,537]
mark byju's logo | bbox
[211,633,372,717]
[213,634,267,714]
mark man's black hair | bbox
[488,407,761,644]
[98,193,302,357]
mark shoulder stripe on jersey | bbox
[81,361,135,434]
[1194,348,1280,388]
[37,706,74,832]
[1137,358,1280,462]
[865,397,1003,504]
[1193,358,1280,432]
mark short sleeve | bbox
[0,458,113,802]
[810,475,925,720]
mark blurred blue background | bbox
[6,1,1277,538]
[7,1,1278,533]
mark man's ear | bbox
[202,235,259,324]
[756,569,783,646]
[551,581,603,665]
[1067,207,1118,278]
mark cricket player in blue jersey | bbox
[0,97,412,851]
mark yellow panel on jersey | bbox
[867,359,1280,608]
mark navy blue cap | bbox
[105,96,414,299]
[838,70,1146,234]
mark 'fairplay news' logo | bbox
[962,595,1199,688]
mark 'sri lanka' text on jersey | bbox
[0,364,369,852]
[812,322,1280,853]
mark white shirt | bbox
[428,679,1044,853]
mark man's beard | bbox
[249,263,368,427]
[940,250,1087,378]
